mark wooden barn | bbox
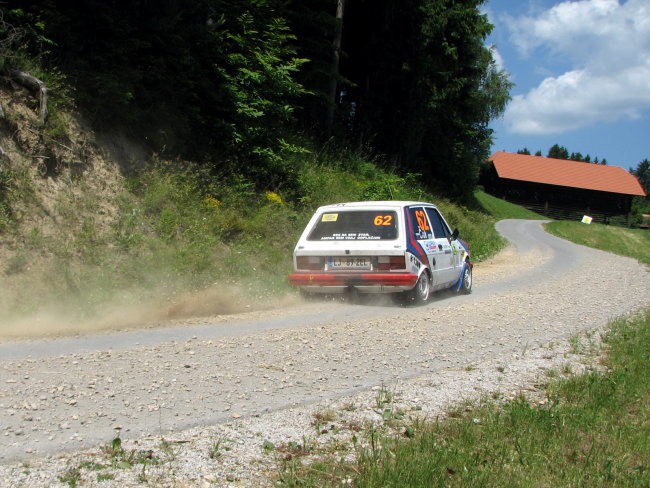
[481,151,647,225]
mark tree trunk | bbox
[10,70,48,125]
[326,0,345,137]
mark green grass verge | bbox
[474,190,546,220]
[277,310,650,487]
[545,221,650,266]
[366,311,650,487]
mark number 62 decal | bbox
[373,215,393,226]
[414,209,430,231]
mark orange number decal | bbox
[415,210,430,231]
[373,215,393,226]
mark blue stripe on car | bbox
[455,261,468,291]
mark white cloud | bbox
[501,0,650,134]
[488,44,505,71]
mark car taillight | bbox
[296,256,323,270]
[376,256,406,270]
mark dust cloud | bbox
[0,283,301,341]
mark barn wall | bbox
[483,173,632,224]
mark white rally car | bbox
[288,201,472,302]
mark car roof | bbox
[316,201,438,211]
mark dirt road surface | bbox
[1,220,648,486]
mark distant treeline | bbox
[0,1,511,200]
[517,144,608,165]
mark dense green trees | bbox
[631,159,649,195]
[324,0,511,199]
[630,159,650,223]
[547,144,570,160]
[1,0,510,201]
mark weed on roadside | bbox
[374,383,393,410]
[209,436,233,460]
[312,408,338,434]
[57,464,81,487]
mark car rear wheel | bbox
[404,271,431,304]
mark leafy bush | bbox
[630,196,650,228]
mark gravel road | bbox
[1,219,649,487]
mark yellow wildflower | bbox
[204,196,222,209]
[265,191,284,206]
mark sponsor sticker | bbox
[321,213,338,222]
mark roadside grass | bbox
[474,190,546,220]
[276,309,650,487]
[545,220,650,266]
[435,198,506,262]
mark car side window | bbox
[408,207,433,240]
[425,207,450,239]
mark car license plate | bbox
[328,257,371,270]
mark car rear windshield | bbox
[307,210,399,241]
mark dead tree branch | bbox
[10,70,48,125]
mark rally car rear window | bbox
[307,210,398,241]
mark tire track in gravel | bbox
[0,220,648,464]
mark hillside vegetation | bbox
[0,83,506,338]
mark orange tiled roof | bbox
[489,151,646,197]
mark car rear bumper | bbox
[288,272,418,293]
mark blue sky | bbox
[483,0,650,170]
